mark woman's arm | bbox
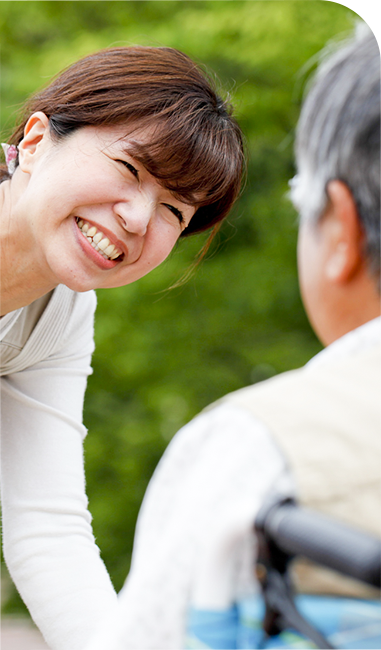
[1,291,117,650]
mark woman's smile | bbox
[74,216,125,270]
[76,218,124,260]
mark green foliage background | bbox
[1,0,358,613]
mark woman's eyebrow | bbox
[120,144,135,156]
[119,144,146,168]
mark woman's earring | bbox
[1,144,18,175]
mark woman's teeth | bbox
[76,218,122,260]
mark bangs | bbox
[125,106,244,235]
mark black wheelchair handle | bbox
[255,498,381,588]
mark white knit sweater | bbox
[0,285,117,650]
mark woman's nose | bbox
[114,195,154,237]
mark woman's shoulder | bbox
[50,285,97,323]
[51,286,97,341]
[41,286,97,366]
[0,288,97,375]
[69,287,97,316]
[36,286,98,365]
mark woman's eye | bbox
[118,160,139,178]
[163,203,184,224]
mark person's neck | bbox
[317,278,381,347]
[1,271,56,316]
[0,180,57,316]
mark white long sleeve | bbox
[1,289,117,650]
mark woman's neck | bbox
[0,179,57,316]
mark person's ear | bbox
[323,180,365,284]
[17,112,50,172]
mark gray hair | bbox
[290,23,380,283]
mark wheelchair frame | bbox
[254,497,381,649]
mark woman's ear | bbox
[17,112,50,172]
[324,180,365,285]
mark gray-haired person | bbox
[84,25,380,650]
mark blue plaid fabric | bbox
[186,595,381,649]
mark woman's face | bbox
[14,115,196,292]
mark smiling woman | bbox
[0,46,244,650]
[6,119,200,299]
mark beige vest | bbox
[223,345,381,597]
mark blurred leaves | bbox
[1,0,356,609]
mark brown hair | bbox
[2,46,244,237]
